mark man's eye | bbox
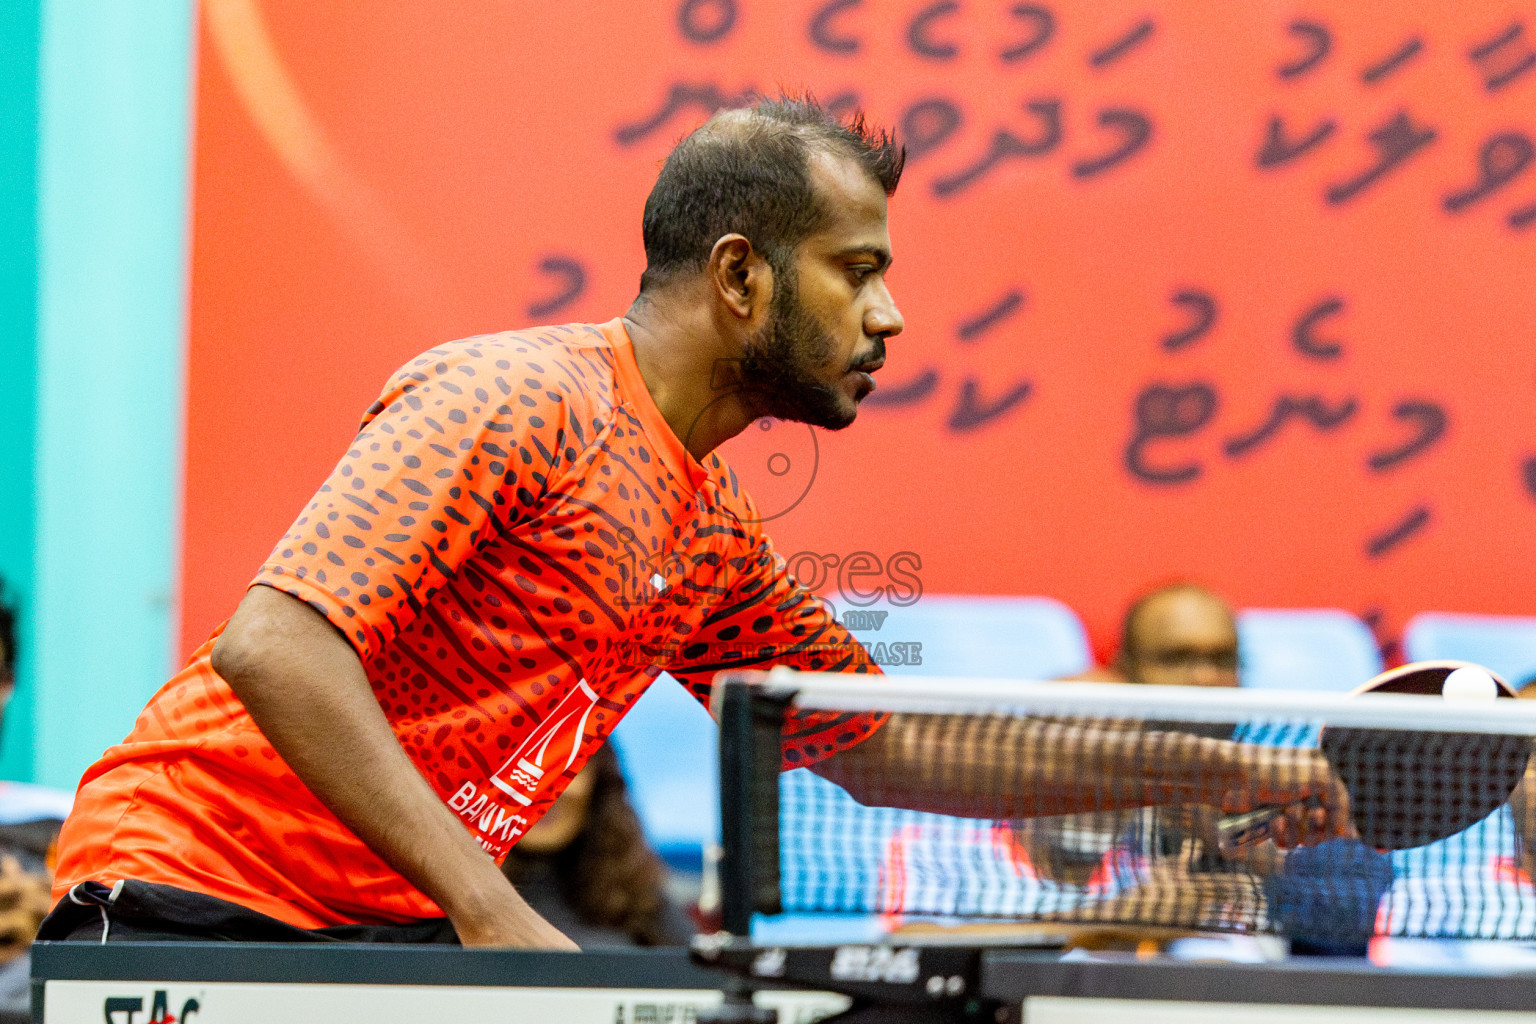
[849,266,874,282]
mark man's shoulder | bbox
[369,322,623,426]
[408,322,619,386]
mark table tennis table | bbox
[39,671,1536,1021]
[30,938,1536,1022]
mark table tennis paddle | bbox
[1217,660,1532,853]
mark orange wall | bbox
[183,1,1536,665]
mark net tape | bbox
[755,673,1536,943]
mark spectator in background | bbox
[1076,582,1241,687]
[0,583,57,940]
[499,743,693,947]
[0,580,68,1018]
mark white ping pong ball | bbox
[1442,665,1499,701]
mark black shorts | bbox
[37,880,460,944]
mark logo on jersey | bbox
[447,679,601,857]
[489,679,599,806]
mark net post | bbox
[716,670,790,937]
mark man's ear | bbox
[707,234,770,320]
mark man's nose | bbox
[865,279,903,339]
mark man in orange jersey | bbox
[46,97,1344,947]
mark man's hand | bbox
[1225,746,1353,849]
[213,585,577,949]
[455,901,580,949]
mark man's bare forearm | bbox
[811,712,1327,820]
[211,586,574,948]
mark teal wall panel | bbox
[33,0,195,788]
[0,1,40,781]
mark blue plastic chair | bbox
[1403,613,1536,689]
[609,595,1093,865]
[1236,608,1383,692]
[842,594,1091,679]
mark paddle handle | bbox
[1216,796,1324,854]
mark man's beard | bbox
[737,269,857,430]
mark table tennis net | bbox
[717,673,1536,945]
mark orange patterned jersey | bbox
[55,319,884,928]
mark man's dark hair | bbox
[639,94,904,291]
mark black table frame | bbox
[31,942,730,1024]
[36,939,1536,1024]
